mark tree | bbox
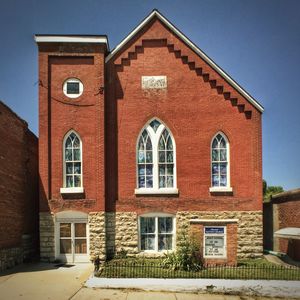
[263,180,284,202]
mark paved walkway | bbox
[0,263,298,300]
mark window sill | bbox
[60,187,84,194]
[209,187,233,193]
[135,188,179,195]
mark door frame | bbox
[54,211,89,263]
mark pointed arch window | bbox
[60,131,83,194]
[210,133,232,192]
[136,119,178,194]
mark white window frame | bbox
[203,226,227,259]
[209,132,232,192]
[138,213,176,253]
[135,118,178,195]
[63,78,83,98]
[60,130,84,194]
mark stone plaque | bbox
[141,76,167,89]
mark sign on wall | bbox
[141,76,167,89]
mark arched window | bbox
[211,132,231,190]
[63,131,82,189]
[136,119,177,194]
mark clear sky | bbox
[0,0,299,190]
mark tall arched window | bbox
[210,132,231,191]
[136,119,177,194]
[63,131,82,190]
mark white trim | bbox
[34,35,108,44]
[190,219,238,224]
[210,132,231,191]
[60,187,84,194]
[135,118,177,194]
[138,213,176,253]
[209,187,233,193]
[203,226,227,259]
[63,78,84,99]
[105,10,263,113]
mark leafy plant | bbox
[161,227,203,271]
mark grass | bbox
[96,257,300,280]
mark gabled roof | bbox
[106,9,264,113]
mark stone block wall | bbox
[89,212,106,260]
[39,212,55,261]
[177,211,263,259]
[0,247,23,271]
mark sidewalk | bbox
[85,277,300,299]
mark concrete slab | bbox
[126,291,176,300]
[72,287,128,300]
[0,262,93,300]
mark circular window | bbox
[63,78,83,98]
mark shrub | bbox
[161,227,203,271]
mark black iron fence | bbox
[97,260,300,280]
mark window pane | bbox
[159,176,166,188]
[166,151,173,162]
[138,166,145,175]
[138,137,144,150]
[220,149,227,161]
[159,165,165,175]
[158,137,165,150]
[149,119,161,132]
[158,217,173,233]
[65,149,72,161]
[67,82,80,94]
[212,175,219,187]
[74,149,81,161]
[220,175,227,187]
[138,176,145,188]
[166,176,173,187]
[66,162,73,175]
[212,163,219,175]
[159,151,165,162]
[220,163,227,175]
[74,163,81,174]
[219,137,226,148]
[146,151,152,163]
[60,223,71,237]
[166,137,173,150]
[146,165,153,175]
[146,176,153,188]
[75,239,87,254]
[73,136,80,148]
[138,151,145,163]
[158,234,173,251]
[66,176,73,187]
[141,235,155,250]
[60,239,72,254]
[75,223,86,237]
[65,137,72,148]
[166,165,173,175]
[74,175,81,187]
[141,217,155,233]
[212,149,219,161]
[146,138,152,150]
[212,138,218,148]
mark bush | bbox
[161,227,203,271]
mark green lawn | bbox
[96,257,300,280]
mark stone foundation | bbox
[0,247,23,271]
[177,211,263,259]
[39,212,55,261]
[89,212,106,260]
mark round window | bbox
[63,78,83,98]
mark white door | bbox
[58,222,89,263]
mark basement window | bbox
[63,78,83,98]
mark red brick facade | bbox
[0,101,38,269]
[36,11,263,264]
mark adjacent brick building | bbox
[264,189,300,261]
[35,10,264,265]
[0,101,38,271]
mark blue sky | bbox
[0,0,299,190]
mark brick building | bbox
[0,101,38,271]
[264,189,300,261]
[35,10,264,265]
